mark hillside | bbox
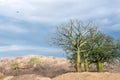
[0,55,74,77]
[0,55,120,80]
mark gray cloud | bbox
[0,25,28,33]
[0,45,62,53]
[0,0,119,24]
[0,0,119,35]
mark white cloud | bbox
[101,18,111,25]
[0,0,119,24]
[110,24,120,31]
[0,25,28,33]
[0,45,62,53]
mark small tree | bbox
[28,57,42,65]
[52,20,96,72]
[87,32,120,72]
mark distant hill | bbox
[0,55,119,78]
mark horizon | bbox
[0,0,120,58]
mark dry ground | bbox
[1,72,120,80]
[52,72,120,80]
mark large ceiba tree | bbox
[53,20,95,72]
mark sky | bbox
[0,0,120,58]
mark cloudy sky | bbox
[0,0,119,58]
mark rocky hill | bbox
[0,55,120,80]
[0,55,74,77]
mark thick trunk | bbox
[76,48,81,72]
[97,61,104,72]
[84,59,89,72]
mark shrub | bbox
[28,57,42,66]
[11,62,20,70]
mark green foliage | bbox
[11,62,20,70]
[28,57,42,65]
[89,35,119,62]
[84,31,120,72]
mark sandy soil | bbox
[1,74,51,80]
[52,72,120,80]
[1,72,120,80]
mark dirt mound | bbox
[52,72,120,80]
[1,72,120,80]
[1,74,51,80]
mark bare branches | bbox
[53,20,97,54]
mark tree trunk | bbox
[84,59,89,72]
[76,48,81,72]
[97,61,104,72]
